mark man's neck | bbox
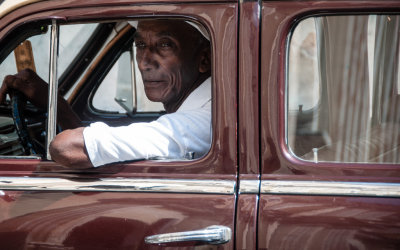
[163,73,210,113]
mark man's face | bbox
[134,20,206,110]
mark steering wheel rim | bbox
[11,92,39,155]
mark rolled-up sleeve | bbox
[83,104,211,167]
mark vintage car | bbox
[0,0,399,249]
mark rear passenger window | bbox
[287,15,400,164]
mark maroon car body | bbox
[0,0,399,249]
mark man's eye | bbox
[135,42,146,49]
[158,41,173,49]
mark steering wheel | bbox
[11,92,46,156]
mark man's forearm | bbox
[57,96,82,129]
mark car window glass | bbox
[287,14,400,164]
[93,51,132,113]
[0,25,50,158]
[0,24,97,91]
[58,24,97,76]
[0,49,17,82]
[288,18,319,111]
[0,29,49,85]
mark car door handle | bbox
[145,225,231,245]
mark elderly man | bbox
[0,19,211,169]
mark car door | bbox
[259,1,400,249]
[0,0,238,249]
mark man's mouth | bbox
[143,80,166,87]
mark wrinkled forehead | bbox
[132,19,209,41]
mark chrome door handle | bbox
[145,225,231,245]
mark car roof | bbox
[0,0,45,19]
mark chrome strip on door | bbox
[261,180,400,197]
[2,177,398,197]
[239,180,260,194]
[0,177,235,194]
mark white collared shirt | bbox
[83,78,212,167]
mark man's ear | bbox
[198,46,211,73]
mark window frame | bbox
[260,1,400,180]
[284,13,400,166]
[0,2,238,176]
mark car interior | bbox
[0,20,167,159]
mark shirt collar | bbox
[177,77,211,112]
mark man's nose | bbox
[137,48,158,71]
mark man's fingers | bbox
[0,75,14,103]
[5,74,26,90]
[18,68,34,82]
[0,84,7,104]
[0,74,27,104]
[0,70,48,107]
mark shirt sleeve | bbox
[83,103,211,167]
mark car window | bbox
[0,19,212,161]
[287,14,400,164]
[288,18,319,112]
[0,24,97,86]
[59,24,98,75]
[0,23,50,158]
[0,22,105,158]
[0,27,49,88]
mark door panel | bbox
[0,1,238,249]
[236,194,258,249]
[259,195,400,249]
[0,191,235,249]
[259,1,400,249]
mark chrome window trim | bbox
[46,20,59,160]
[239,180,260,194]
[284,17,292,146]
[0,177,235,194]
[261,180,400,197]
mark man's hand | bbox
[0,68,82,130]
[0,69,48,109]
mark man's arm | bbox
[49,127,93,169]
[1,69,92,168]
[56,97,82,129]
[0,69,81,129]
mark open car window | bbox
[0,22,50,157]
[287,14,400,164]
[0,19,211,162]
[0,23,98,89]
